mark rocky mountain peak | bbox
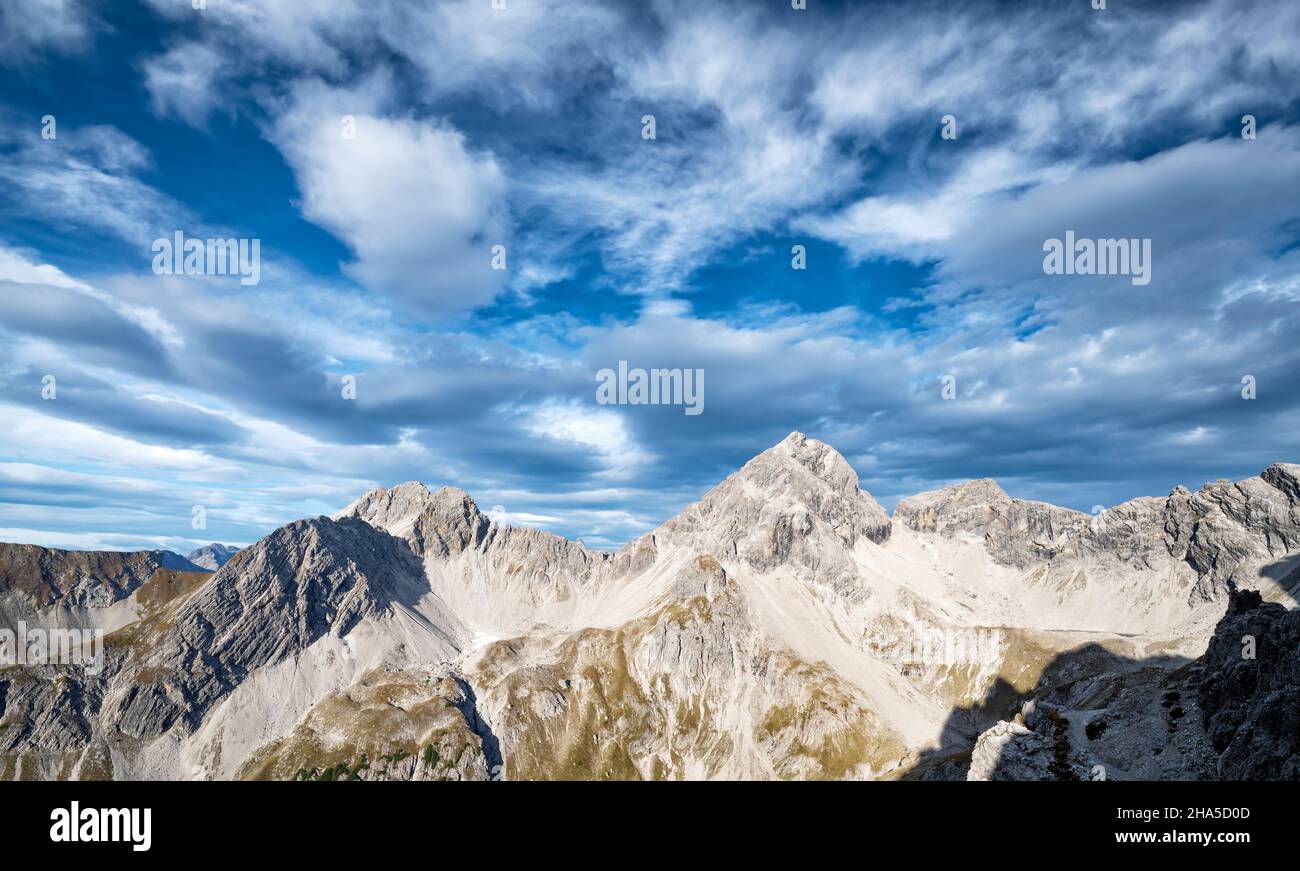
[744,431,872,501]
[187,543,240,571]
[650,433,891,592]
[101,514,467,740]
[1263,463,1300,501]
[893,478,1012,529]
[189,516,429,627]
[709,432,891,541]
[340,482,488,559]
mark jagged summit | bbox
[745,431,877,500]
[691,431,889,528]
[342,433,892,558]
[1263,463,1300,500]
[893,477,1013,527]
[338,482,489,557]
[205,443,1300,669]
[643,432,893,596]
[94,514,468,752]
[340,481,477,522]
[331,437,1299,568]
[187,543,240,571]
[340,435,1028,561]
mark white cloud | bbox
[0,122,186,245]
[141,0,364,74]
[0,0,93,65]
[0,405,230,475]
[0,246,183,348]
[376,0,625,108]
[127,0,1300,299]
[270,77,510,317]
[929,126,1300,321]
[798,147,1074,260]
[0,247,85,288]
[526,399,654,480]
[143,42,230,127]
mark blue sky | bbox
[1,0,1298,552]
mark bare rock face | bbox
[339,482,610,634]
[0,543,204,608]
[1,515,470,778]
[342,484,491,558]
[964,584,1300,782]
[237,666,494,781]
[172,518,433,661]
[106,516,463,739]
[896,464,1300,630]
[1262,463,1300,502]
[1180,474,1300,600]
[0,666,100,762]
[186,544,239,571]
[1197,588,1300,779]
[896,478,1172,571]
[467,555,908,781]
[967,697,1106,782]
[657,432,891,592]
[965,662,1210,782]
[969,720,1058,781]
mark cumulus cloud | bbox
[269,76,510,319]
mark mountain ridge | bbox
[1,432,1297,780]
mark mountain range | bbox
[1,432,1296,780]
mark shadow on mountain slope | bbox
[901,579,1300,781]
[897,675,1022,780]
[900,644,1192,780]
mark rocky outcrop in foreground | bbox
[966,587,1300,781]
[1197,589,1300,779]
